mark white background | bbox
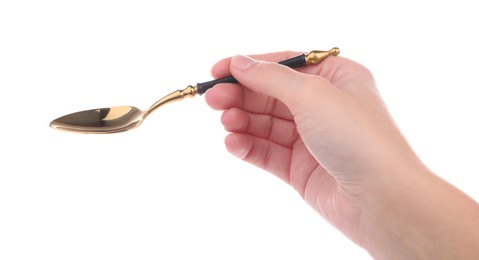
[1,1,478,259]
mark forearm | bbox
[362,166,479,259]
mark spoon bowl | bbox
[50,106,145,134]
[50,85,198,134]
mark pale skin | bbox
[204,52,479,259]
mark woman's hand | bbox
[205,52,479,259]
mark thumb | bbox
[229,55,336,111]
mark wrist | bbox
[360,164,479,259]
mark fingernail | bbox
[231,55,257,71]
[230,146,249,159]
[225,134,249,159]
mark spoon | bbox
[50,48,340,134]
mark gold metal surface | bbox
[49,85,198,134]
[50,48,340,134]
[305,47,340,65]
[146,85,197,117]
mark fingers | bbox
[204,83,293,120]
[207,50,377,119]
[211,51,377,101]
[225,133,292,183]
[221,107,299,148]
[228,55,337,113]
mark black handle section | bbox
[196,54,306,95]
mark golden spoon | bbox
[50,48,340,134]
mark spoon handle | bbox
[195,48,340,95]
